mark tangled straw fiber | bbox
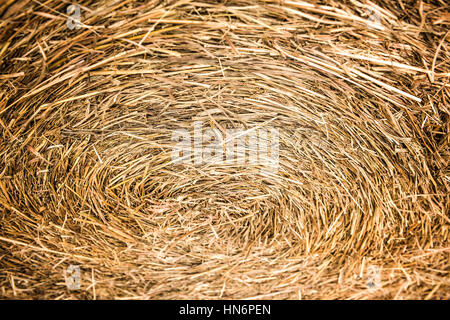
[0,0,449,299]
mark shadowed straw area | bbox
[0,0,449,299]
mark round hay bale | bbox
[0,0,448,299]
